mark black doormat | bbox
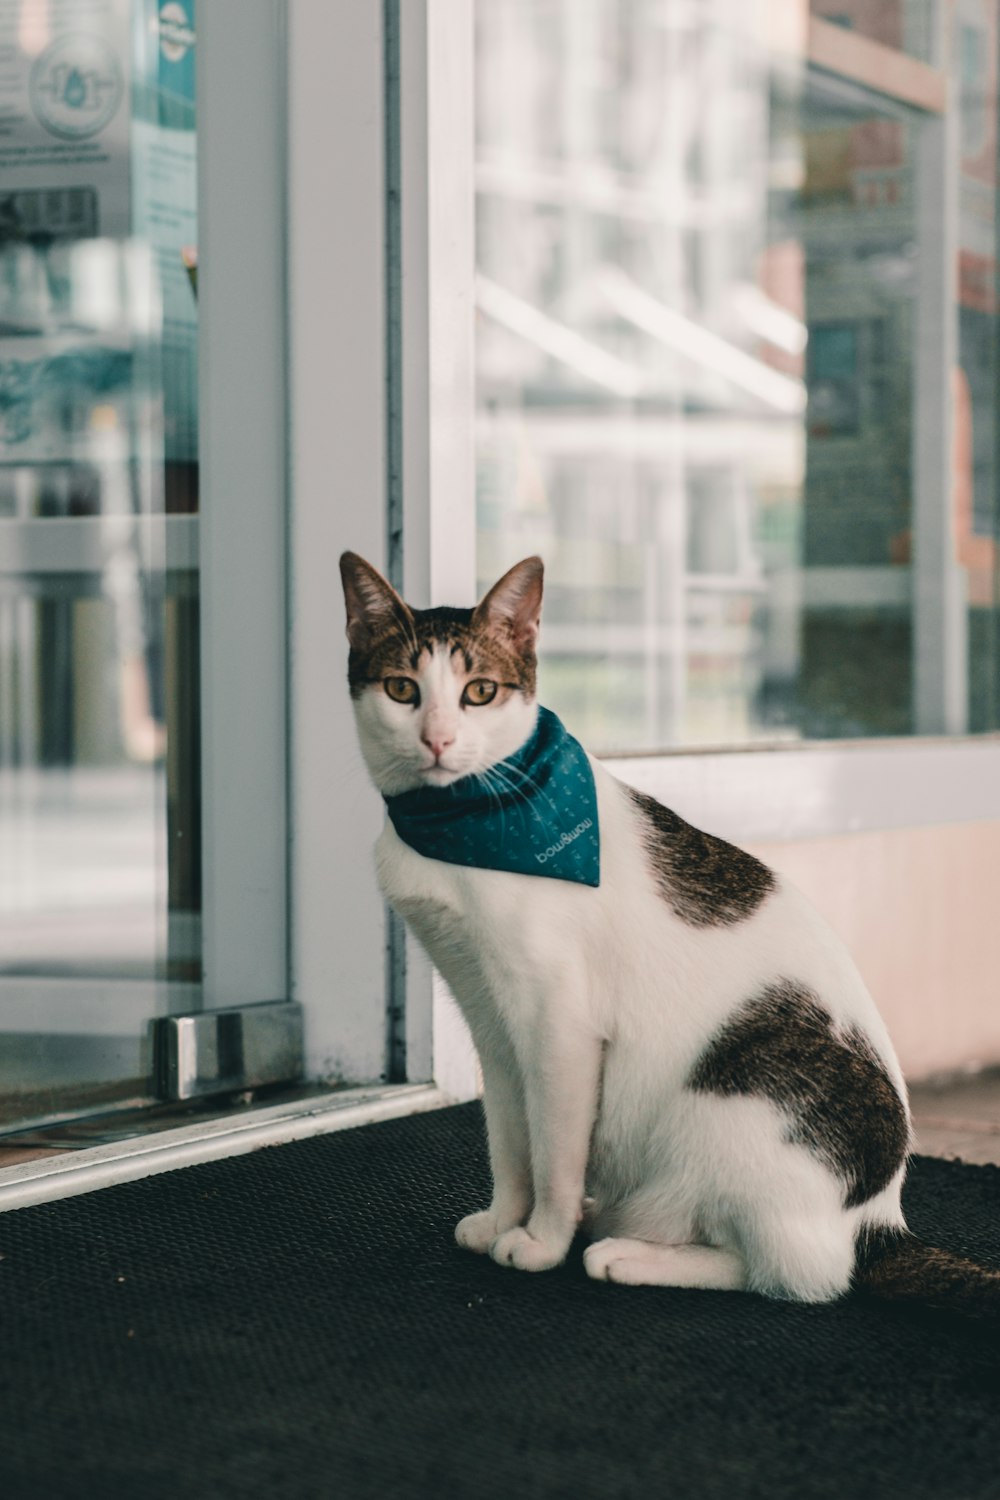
[2,1102,999,1500]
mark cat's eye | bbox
[462,678,498,707]
[384,676,419,705]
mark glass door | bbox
[0,1,401,1177]
[0,0,200,1130]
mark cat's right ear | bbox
[339,552,412,651]
[473,555,544,652]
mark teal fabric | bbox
[384,706,600,887]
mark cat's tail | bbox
[853,1225,1000,1324]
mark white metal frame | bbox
[198,0,288,1009]
[285,0,393,1085]
[910,15,968,735]
[395,0,480,1099]
[604,736,1000,846]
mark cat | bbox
[340,548,999,1315]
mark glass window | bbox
[0,0,199,1125]
[475,0,1000,752]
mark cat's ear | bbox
[473,556,544,652]
[339,552,412,651]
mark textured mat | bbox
[1,1101,999,1500]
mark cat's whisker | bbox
[490,758,562,823]
[473,767,510,829]
[476,765,548,850]
[479,763,532,814]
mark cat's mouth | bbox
[420,759,468,787]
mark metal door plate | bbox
[153,1002,305,1102]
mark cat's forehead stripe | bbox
[410,642,480,678]
[426,641,465,685]
[346,597,537,696]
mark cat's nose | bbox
[421,729,456,760]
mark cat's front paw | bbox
[490,1226,568,1273]
[455,1209,508,1255]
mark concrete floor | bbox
[908,1068,1000,1166]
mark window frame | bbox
[198,0,288,1012]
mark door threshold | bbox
[0,1083,452,1213]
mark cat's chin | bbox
[421,765,467,788]
[374,761,473,796]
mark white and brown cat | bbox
[341,549,997,1316]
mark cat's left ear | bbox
[473,556,544,651]
[339,551,412,651]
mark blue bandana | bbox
[384,706,600,887]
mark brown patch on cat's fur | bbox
[347,605,537,700]
[854,1225,1000,1322]
[627,788,776,927]
[688,979,910,1208]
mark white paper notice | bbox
[0,0,131,237]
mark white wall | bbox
[748,821,1000,1081]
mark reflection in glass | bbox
[810,0,936,64]
[475,0,1000,752]
[0,0,199,1124]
